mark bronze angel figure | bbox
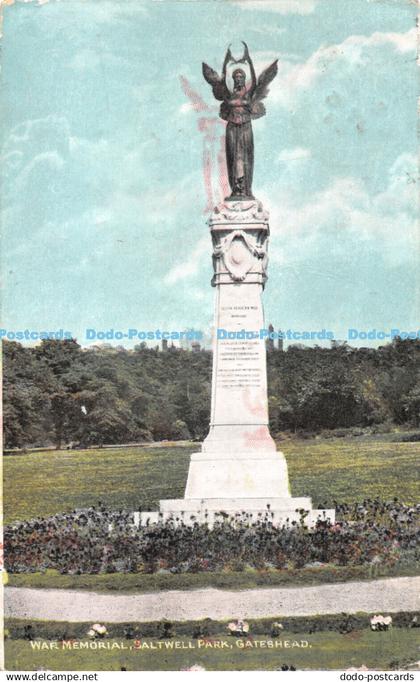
[202,42,278,200]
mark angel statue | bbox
[202,42,278,200]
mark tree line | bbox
[3,337,420,449]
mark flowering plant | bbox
[370,615,392,631]
[227,619,249,636]
[5,499,420,575]
[271,622,284,637]
[87,623,108,638]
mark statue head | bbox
[232,68,246,89]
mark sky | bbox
[1,0,418,347]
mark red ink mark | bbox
[242,386,266,419]
[217,133,229,200]
[203,147,214,211]
[180,76,211,113]
[180,75,229,209]
[244,425,273,450]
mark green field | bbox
[4,436,420,523]
[283,436,420,505]
[4,436,420,672]
[3,445,193,523]
[5,630,419,671]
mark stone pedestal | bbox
[141,200,334,527]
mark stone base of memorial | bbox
[138,200,334,528]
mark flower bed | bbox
[4,611,420,641]
[4,500,419,575]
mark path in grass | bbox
[5,576,420,623]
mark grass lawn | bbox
[3,445,193,524]
[4,436,420,523]
[283,437,420,507]
[7,564,419,592]
[5,630,419,671]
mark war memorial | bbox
[138,44,334,528]
[3,10,419,671]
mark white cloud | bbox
[179,102,195,114]
[1,0,149,37]
[372,153,418,219]
[160,152,418,287]
[3,150,64,198]
[267,28,416,107]
[4,0,147,21]
[4,115,66,146]
[234,0,317,15]
[1,115,72,202]
[68,47,133,73]
[277,147,311,163]
[267,153,418,271]
[160,154,418,288]
[249,23,286,36]
[71,0,148,23]
[5,0,51,5]
[164,236,209,285]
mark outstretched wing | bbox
[202,62,229,101]
[253,59,278,102]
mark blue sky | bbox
[1,0,418,346]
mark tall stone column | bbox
[184,199,290,499]
[153,199,335,526]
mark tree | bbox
[402,379,420,426]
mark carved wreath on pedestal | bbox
[212,230,268,282]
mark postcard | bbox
[1,0,419,674]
